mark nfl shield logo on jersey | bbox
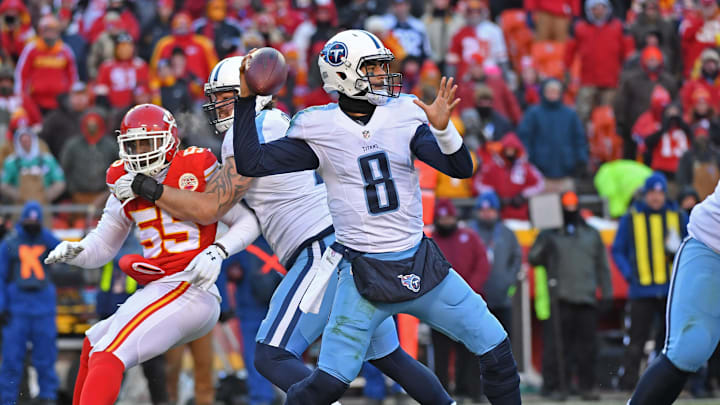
[398,273,421,293]
[362,130,371,139]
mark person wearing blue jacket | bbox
[612,172,688,390]
[0,201,60,405]
[517,78,588,193]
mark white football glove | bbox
[187,243,228,290]
[111,172,136,202]
[45,241,85,264]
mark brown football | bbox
[245,47,289,96]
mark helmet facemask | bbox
[202,84,238,134]
[354,55,402,105]
[118,126,177,177]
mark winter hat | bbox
[475,191,500,210]
[561,191,579,207]
[644,172,668,193]
[435,198,458,218]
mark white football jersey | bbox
[687,180,720,252]
[222,108,332,265]
[286,95,425,253]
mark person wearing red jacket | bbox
[680,48,720,113]
[431,198,489,402]
[447,0,509,79]
[457,53,522,124]
[149,12,218,98]
[269,0,306,37]
[0,0,34,62]
[0,65,41,134]
[475,132,545,220]
[524,0,580,42]
[94,33,149,111]
[15,15,78,113]
[632,85,670,160]
[565,0,634,123]
[86,0,140,43]
[679,0,720,78]
[644,103,693,184]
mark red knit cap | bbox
[434,198,457,219]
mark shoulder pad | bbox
[106,160,127,185]
[175,147,219,175]
[178,146,215,160]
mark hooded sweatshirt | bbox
[517,79,588,178]
[0,201,60,315]
[1,128,64,188]
[474,132,545,219]
[59,109,118,194]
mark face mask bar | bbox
[117,129,173,175]
[202,86,238,132]
[355,55,403,98]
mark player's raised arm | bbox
[231,53,320,177]
[410,76,474,179]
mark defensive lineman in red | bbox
[45,104,260,405]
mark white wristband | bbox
[430,121,463,155]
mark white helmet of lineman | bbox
[318,29,402,106]
[203,55,273,133]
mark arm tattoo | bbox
[206,158,252,216]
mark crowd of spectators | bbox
[5,0,720,401]
[3,0,720,222]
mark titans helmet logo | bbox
[323,42,348,67]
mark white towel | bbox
[299,246,342,314]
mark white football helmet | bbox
[203,55,273,133]
[318,30,402,105]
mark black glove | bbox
[218,309,235,323]
[510,195,526,207]
[131,173,164,202]
[0,312,8,327]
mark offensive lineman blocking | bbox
[231,30,521,404]
[113,56,456,403]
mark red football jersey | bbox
[95,58,150,109]
[650,128,690,173]
[106,147,219,276]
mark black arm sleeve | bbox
[409,124,474,179]
[232,96,320,177]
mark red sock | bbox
[79,352,125,405]
[72,338,93,405]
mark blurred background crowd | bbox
[3,0,720,404]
